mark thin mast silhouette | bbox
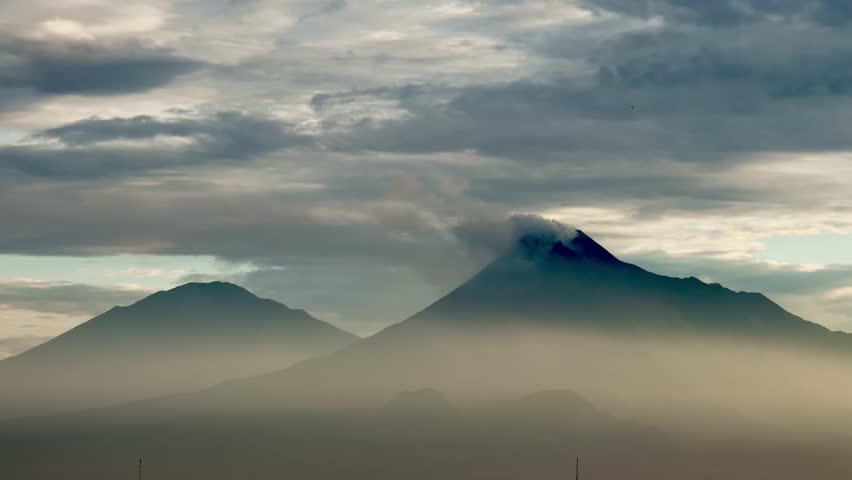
[576,456,579,480]
[138,458,143,480]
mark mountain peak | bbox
[142,281,260,305]
[515,228,620,264]
[170,281,253,295]
[0,278,359,419]
[169,280,246,291]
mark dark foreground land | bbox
[2,405,851,480]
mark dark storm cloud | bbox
[0,111,313,178]
[0,35,203,108]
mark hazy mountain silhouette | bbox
[0,282,357,419]
[501,389,604,423]
[380,388,459,417]
[143,226,849,415]
[491,389,666,445]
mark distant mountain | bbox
[491,390,665,444]
[164,226,852,413]
[380,388,459,417]
[501,390,604,424]
[0,282,357,419]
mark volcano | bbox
[396,228,830,336]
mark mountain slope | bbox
[0,282,358,419]
[397,229,831,337]
[151,226,849,416]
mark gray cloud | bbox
[0,35,203,109]
[0,168,491,289]
[1,111,313,178]
[297,0,347,22]
[580,0,852,27]
[314,23,852,162]
[293,0,852,164]
[594,25,852,99]
[37,111,312,154]
[452,214,580,261]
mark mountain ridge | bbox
[0,281,358,419]
[5,226,850,420]
[129,226,851,417]
[393,228,834,339]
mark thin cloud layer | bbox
[0,280,147,316]
[1,111,312,178]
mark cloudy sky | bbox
[3,0,852,357]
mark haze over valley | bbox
[4,221,852,479]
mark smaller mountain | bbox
[380,388,459,417]
[0,282,358,419]
[497,390,606,428]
